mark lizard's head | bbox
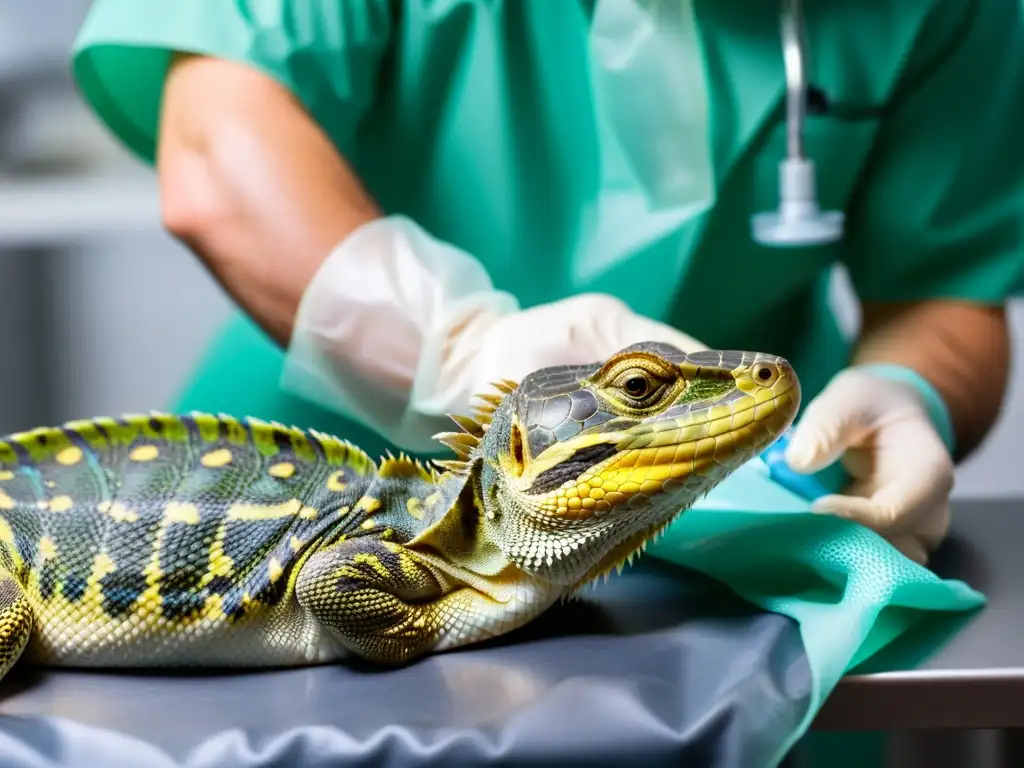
[435,342,800,590]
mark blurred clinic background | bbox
[1,1,1021,497]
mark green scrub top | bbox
[71,0,1024,466]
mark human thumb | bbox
[784,385,868,474]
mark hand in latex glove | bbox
[784,367,955,565]
[281,215,707,453]
[439,293,709,410]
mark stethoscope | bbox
[751,0,845,248]
[751,0,852,499]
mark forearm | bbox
[852,298,1011,460]
[157,54,381,346]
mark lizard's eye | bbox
[622,376,650,398]
[589,353,681,413]
[613,370,665,405]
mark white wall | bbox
[47,231,233,420]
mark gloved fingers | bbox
[613,313,709,352]
[556,293,707,353]
[836,445,876,481]
[887,535,930,566]
[457,301,608,405]
[464,293,710,402]
[812,491,941,565]
[810,492,894,529]
[785,396,875,475]
[885,506,949,566]
[439,303,507,380]
[911,500,951,555]
[810,473,951,538]
[873,434,954,538]
[645,323,710,352]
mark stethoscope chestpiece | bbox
[751,0,845,248]
[751,157,844,247]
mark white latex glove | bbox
[784,367,955,565]
[281,215,707,453]
[424,292,709,415]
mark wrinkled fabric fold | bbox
[647,458,985,765]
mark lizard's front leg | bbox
[295,537,543,665]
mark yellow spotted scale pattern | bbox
[0,411,466,673]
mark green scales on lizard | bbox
[0,343,799,675]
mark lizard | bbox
[0,341,799,677]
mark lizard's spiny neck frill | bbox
[430,381,517,476]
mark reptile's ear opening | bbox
[509,421,526,477]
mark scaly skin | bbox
[0,342,799,674]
